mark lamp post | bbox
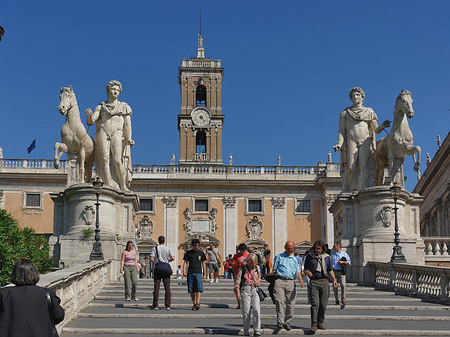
[90,176,104,260]
[390,182,407,263]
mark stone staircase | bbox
[61,278,450,336]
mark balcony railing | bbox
[0,158,65,169]
[423,237,450,257]
[369,261,450,303]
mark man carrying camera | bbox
[331,242,351,306]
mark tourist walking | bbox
[207,242,222,283]
[235,254,262,337]
[272,241,304,331]
[231,243,249,309]
[331,241,351,306]
[263,244,271,277]
[141,256,148,278]
[0,258,65,337]
[120,240,139,301]
[183,238,207,310]
[223,254,233,279]
[303,240,338,332]
[150,236,175,310]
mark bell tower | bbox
[178,35,224,165]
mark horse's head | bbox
[58,85,77,115]
[395,89,414,118]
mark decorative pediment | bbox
[183,207,219,240]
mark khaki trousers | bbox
[333,271,346,302]
[123,265,137,300]
[273,278,297,326]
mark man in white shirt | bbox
[150,236,175,310]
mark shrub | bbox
[0,209,52,286]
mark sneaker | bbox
[132,298,139,301]
[210,279,214,284]
[151,306,158,310]
[165,307,171,310]
[125,297,131,301]
[318,324,326,330]
[311,325,318,332]
[254,331,262,336]
[283,323,292,331]
[215,278,219,283]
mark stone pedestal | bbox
[50,183,139,270]
[330,186,424,283]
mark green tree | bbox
[0,209,51,286]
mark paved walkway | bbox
[62,278,450,336]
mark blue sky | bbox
[1,1,449,192]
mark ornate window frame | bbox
[294,197,313,216]
[138,196,156,214]
[192,196,212,214]
[22,191,43,210]
[245,197,265,216]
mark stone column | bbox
[222,197,237,258]
[323,193,337,244]
[271,197,286,256]
[163,196,178,269]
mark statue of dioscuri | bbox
[374,90,421,187]
[54,86,94,183]
[334,87,390,191]
[86,80,134,191]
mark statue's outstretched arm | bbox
[86,105,101,125]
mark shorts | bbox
[187,273,203,293]
[208,262,219,273]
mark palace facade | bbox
[0,36,342,268]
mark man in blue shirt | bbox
[272,241,304,331]
[331,242,351,306]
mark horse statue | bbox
[54,86,94,183]
[375,90,421,187]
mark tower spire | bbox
[197,6,205,58]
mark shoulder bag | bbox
[246,266,267,302]
[154,246,173,277]
[45,289,59,337]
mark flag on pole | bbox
[27,139,36,154]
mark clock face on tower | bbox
[191,107,211,127]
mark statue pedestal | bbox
[330,186,424,283]
[50,184,139,274]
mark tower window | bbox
[196,85,207,106]
[196,131,206,155]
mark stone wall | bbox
[38,260,113,333]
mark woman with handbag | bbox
[234,253,262,337]
[120,240,139,301]
[0,258,65,337]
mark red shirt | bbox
[231,252,249,275]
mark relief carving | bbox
[139,215,154,240]
[379,206,393,228]
[271,197,285,209]
[163,196,177,208]
[222,196,236,208]
[82,205,95,226]
[246,216,263,240]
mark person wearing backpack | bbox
[234,253,262,337]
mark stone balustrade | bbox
[0,158,65,169]
[37,260,113,333]
[423,237,450,256]
[0,158,342,180]
[369,261,450,303]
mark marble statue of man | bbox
[333,87,389,191]
[86,80,134,191]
